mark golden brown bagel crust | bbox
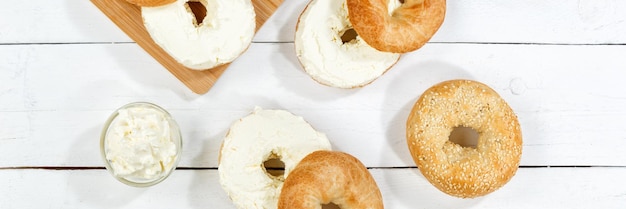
[126,0,175,7]
[347,0,446,53]
[406,80,522,198]
[278,151,383,209]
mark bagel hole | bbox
[186,1,207,25]
[340,28,358,44]
[263,157,285,178]
[449,126,479,148]
[322,203,341,209]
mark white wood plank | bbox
[1,0,131,43]
[3,0,626,44]
[433,0,626,44]
[1,43,626,167]
[0,167,624,208]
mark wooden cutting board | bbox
[91,0,284,94]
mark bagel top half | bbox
[348,0,446,53]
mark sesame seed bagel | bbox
[278,151,383,209]
[406,80,522,198]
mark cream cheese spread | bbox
[104,105,178,183]
[142,0,256,70]
[295,0,402,88]
[219,107,331,209]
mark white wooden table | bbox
[2,0,626,208]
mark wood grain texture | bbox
[1,168,625,208]
[90,0,284,94]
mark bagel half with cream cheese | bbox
[219,107,332,208]
[142,0,256,70]
[295,0,401,88]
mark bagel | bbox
[406,80,522,198]
[278,151,383,209]
[219,107,332,209]
[348,0,446,53]
[125,0,175,7]
[142,0,255,70]
[295,0,401,88]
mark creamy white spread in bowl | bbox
[100,102,182,187]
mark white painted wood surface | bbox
[1,43,625,167]
[1,0,626,208]
[1,168,625,209]
[3,0,626,44]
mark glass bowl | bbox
[100,102,182,187]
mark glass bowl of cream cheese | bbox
[100,102,182,187]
